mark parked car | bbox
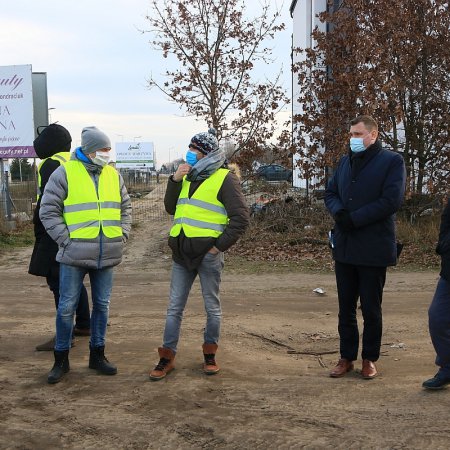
[255,164,293,182]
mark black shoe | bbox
[422,373,450,390]
[89,346,117,375]
[47,350,70,384]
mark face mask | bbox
[350,137,366,153]
[91,150,111,167]
[185,150,198,166]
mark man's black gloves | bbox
[335,209,355,231]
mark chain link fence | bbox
[1,170,299,228]
[1,180,36,228]
[119,170,171,223]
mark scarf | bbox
[74,147,103,175]
[186,148,227,182]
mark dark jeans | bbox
[46,274,90,330]
[335,261,387,362]
[55,264,113,351]
[428,277,450,378]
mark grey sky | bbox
[1,0,292,166]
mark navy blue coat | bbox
[436,200,450,282]
[324,142,406,267]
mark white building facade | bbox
[290,0,341,191]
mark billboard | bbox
[0,64,36,158]
[116,142,154,169]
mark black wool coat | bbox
[28,158,61,278]
[324,141,406,267]
[436,199,450,282]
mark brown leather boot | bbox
[329,358,354,378]
[361,359,378,379]
[149,347,175,381]
[202,343,220,375]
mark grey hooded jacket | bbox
[40,153,132,269]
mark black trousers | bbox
[335,261,387,362]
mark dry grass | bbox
[228,200,441,274]
[396,214,440,269]
[0,221,34,252]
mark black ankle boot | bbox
[47,350,70,384]
[89,346,117,375]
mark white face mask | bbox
[91,150,111,167]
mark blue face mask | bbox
[185,150,198,166]
[350,137,366,153]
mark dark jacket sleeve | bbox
[324,157,347,218]
[437,200,450,255]
[39,159,61,194]
[215,172,250,252]
[34,159,61,224]
[164,175,183,215]
[350,153,406,228]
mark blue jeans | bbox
[46,274,90,329]
[162,252,224,353]
[55,264,114,352]
[428,277,450,377]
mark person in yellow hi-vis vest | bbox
[40,126,132,384]
[28,124,91,352]
[149,128,249,381]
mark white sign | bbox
[116,142,154,169]
[0,64,36,158]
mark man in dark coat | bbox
[422,199,450,389]
[28,124,90,351]
[324,115,406,379]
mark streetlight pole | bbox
[48,107,55,124]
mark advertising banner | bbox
[116,142,154,169]
[0,64,36,158]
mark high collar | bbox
[349,139,382,159]
[73,147,103,174]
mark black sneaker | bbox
[422,373,450,390]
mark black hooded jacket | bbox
[28,125,71,277]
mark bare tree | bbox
[143,0,290,168]
[293,0,450,195]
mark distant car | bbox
[256,164,293,182]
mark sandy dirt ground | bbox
[1,215,450,450]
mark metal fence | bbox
[0,197,34,224]
[129,182,171,223]
[125,174,286,223]
[120,170,170,223]
[1,170,297,227]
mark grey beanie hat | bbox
[189,127,219,155]
[81,126,111,155]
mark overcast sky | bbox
[1,1,292,167]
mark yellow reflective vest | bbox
[170,168,229,238]
[63,161,122,239]
[37,152,71,199]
